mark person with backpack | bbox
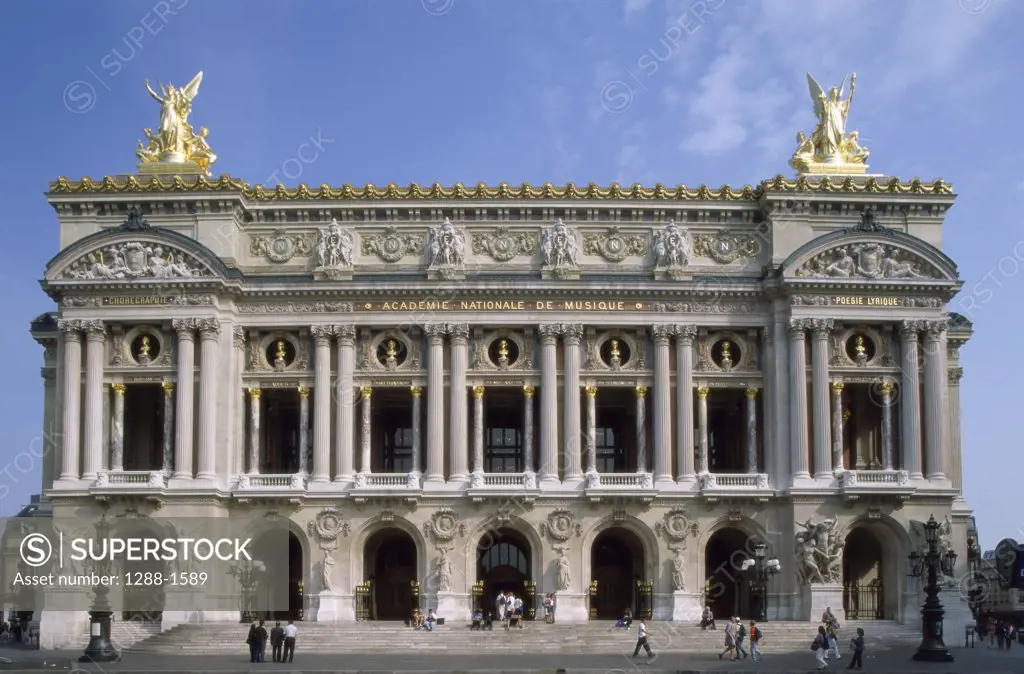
[812,625,829,670]
[748,620,762,661]
[847,627,865,670]
[734,617,748,659]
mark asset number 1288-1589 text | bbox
[125,571,209,586]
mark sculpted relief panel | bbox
[796,243,936,280]
[61,242,207,280]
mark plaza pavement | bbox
[2,642,1023,673]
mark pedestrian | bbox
[812,625,829,670]
[734,617,748,659]
[631,618,654,660]
[826,624,841,660]
[270,621,284,662]
[748,620,762,661]
[719,617,736,660]
[282,619,298,663]
[847,627,864,670]
[255,620,268,662]
[245,622,259,663]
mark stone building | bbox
[25,72,975,646]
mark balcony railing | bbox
[584,471,655,498]
[92,470,168,490]
[698,472,770,491]
[839,469,911,488]
[234,473,306,490]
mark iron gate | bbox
[843,580,884,620]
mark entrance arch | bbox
[842,526,886,619]
[591,528,645,620]
[704,527,751,620]
[253,529,305,621]
[364,528,418,620]
[477,528,531,601]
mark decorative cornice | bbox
[48,175,954,202]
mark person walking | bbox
[269,621,284,662]
[245,622,259,663]
[255,620,268,662]
[734,617,748,659]
[720,618,737,660]
[847,627,865,670]
[282,620,298,663]
[631,618,655,660]
[748,620,762,661]
[813,625,829,670]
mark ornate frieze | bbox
[249,229,314,263]
[427,218,467,279]
[693,230,759,264]
[313,220,355,278]
[235,301,354,313]
[540,219,580,278]
[652,221,692,279]
[540,508,581,543]
[423,508,465,545]
[654,508,699,544]
[471,226,538,261]
[360,226,425,262]
[582,227,646,262]
[61,242,207,280]
[653,301,754,314]
[796,244,936,279]
[306,508,351,543]
[790,295,942,308]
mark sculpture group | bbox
[136,71,217,175]
[795,517,843,585]
[790,72,869,174]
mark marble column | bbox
[561,324,584,482]
[922,320,948,480]
[195,319,220,480]
[311,326,333,483]
[830,381,844,472]
[745,386,758,474]
[652,326,672,483]
[298,386,311,474]
[809,318,833,479]
[172,319,196,479]
[635,386,648,473]
[424,324,446,483]
[538,326,559,483]
[448,324,470,482]
[81,320,106,481]
[879,380,894,471]
[248,388,261,473]
[335,325,356,483]
[585,385,597,475]
[788,319,810,480]
[359,387,372,475]
[232,328,246,478]
[58,321,82,481]
[899,321,923,479]
[947,368,964,491]
[697,386,710,474]
[523,385,535,474]
[110,383,125,471]
[410,386,423,475]
[675,325,696,483]
[161,382,175,473]
[472,386,485,475]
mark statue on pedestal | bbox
[790,72,869,175]
[136,72,217,175]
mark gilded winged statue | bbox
[790,72,869,173]
[136,71,217,174]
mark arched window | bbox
[480,542,528,575]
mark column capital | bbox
[248,387,261,401]
[172,318,197,339]
[538,324,559,345]
[82,320,106,342]
[674,324,697,342]
[923,318,949,339]
[585,385,597,398]
[697,386,709,399]
[652,325,673,344]
[635,385,647,398]
[522,384,535,398]
[808,318,834,337]
[197,318,221,339]
[335,324,356,344]
[472,385,485,398]
[57,319,82,340]
[424,323,447,342]
[788,318,810,338]
[232,325,246,350]
[360,386,372,399]
[111,383,126,395]
[947,367,964,384]
[311,324,334,345]
[161,381,175,395]
[899,320,924,340]
[830,381,844,395]
[410,385,423,398]
[298,386,310,399]
[745,385,758,399]
[557,323,583,344]
[446,323,470,343]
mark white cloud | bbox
[624,0,655,19]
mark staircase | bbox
[125,619,923,655]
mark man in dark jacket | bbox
[270,621,285,662]
[255,620,269,662]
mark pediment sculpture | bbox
[313,219,355,279]
[796,244,935,280]
[61,241,207,280]
[540,219,580,279]
[652,221,692,279]
[427,218,467,279]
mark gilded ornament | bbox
[790,72,870,176]
[249,229,314,264]
[471,226,538,262]
[136,72,217,175]
[361,226,425,262]
[583,227,646,262]
[693,230,759,264]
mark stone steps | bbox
[128,620,922,654]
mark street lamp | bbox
[79,518,119,663]
[907,514,955,662]
[742,543,780,622]
[229,559,266,623]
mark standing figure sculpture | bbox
[321,553,335,592]
[136,71,217,174]
[436,548,453,594]
[555,548,572,591]
[790,72,869,173]
[671,550,686,591]
[540,219,580,273]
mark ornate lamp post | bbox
[229,559,266,623]
[907,514,956,662]
[79,518,119,663]
[743,543,780,622]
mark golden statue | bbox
[136,71,217,175]
[274,340,287,364]
[610,339,621,361]
[720,341,733,368]
[386,339,397,359]
[139,335,151,357]
[854,335,866,356]
[498,340,509,359]
[790,72,869,175]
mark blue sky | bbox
[0,0,1019,548]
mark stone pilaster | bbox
[585,385,597,475]
[311,325,333,483]
[195,319,220,480]
[538,325,559,484]
[879,380,894,471]
[652,325,672,483]
[523,385,535,474]
[359,387,372,475]
[675,325,696,483]
[472,386,485,475]
[899,321,923,479]
[57,320,82,481]
[335,325,356,483]
[410,386,423,475]
[81,320,106,481]
[298,386,311,474]
[424,324,447,483]
[232,327,246,479]
[110,383,125,471]
[560,324,583,481]
[248,388,261,473]
[809,318,833,479]
[161,382,174,473]
[745,385,758,474]
[172,319,196,480]
[635,386,648,473]
[830,381,844,472]
[697,386,709,474]
[788,319,810,481]
[448,323,470,482]
[922,319,948,480]
[947,368,964,491]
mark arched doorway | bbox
[253,530,304,621]
[704,527,751,620]
[477,529,532,610]
[364,528,417,620]
[842,526,885,619]
[591,528,645,620]
[114,520,170,622]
